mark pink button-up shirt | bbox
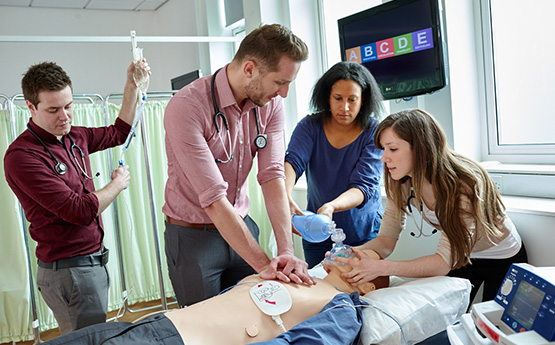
[163,65,286,223]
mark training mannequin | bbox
[168,249,388,344]
[44,255,388,345]
[168,275,342,344]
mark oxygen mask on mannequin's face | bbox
[323,227,355,266]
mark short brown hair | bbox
[233,24,308,72]
[21,62,72,107]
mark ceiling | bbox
[0,0,169,11]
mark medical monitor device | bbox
[171,69,202,90]
[493,263,555,342]
[338,0,446,100]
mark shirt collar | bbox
[215,64,259,115]
[27,119,64,144]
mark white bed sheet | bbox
[309,265,471,345]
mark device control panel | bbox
[495,263,555,342]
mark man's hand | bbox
[259,254,315,285]
[110,165,131,191]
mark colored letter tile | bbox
[394,33,413,55]
[413,28,434,52]
[346,47,361,63]
[361,42,378,62]
[377,38,395,59]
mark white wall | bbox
[291,0,555,273]
[0,1,203,97]
[1,0,553,271]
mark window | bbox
[480,0,555,164]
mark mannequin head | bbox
[323,249,389,295]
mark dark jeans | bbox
[448,243,528,303]
[42,313,183,345]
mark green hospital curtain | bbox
[0,99,292,342]
[0,109,34,343]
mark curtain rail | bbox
[0,36,240,43]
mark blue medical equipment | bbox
[292,211,355,265]
[447,263,555,345]
[292,211,337,243]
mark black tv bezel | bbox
[171,69,202,91]
[338,0,446,100]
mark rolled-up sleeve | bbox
[256,97,286,185]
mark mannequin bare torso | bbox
[166,275,342,344]
[166,250,389,345]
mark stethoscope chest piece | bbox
[254,134,267,149]
[55,162,68,175]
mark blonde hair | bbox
[375,109,505,269]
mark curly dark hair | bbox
[310,61,383,130]
[21,62,72,107]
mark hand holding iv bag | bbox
[131,30,149,93]
[120,30,149,167]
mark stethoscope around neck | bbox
[27,124,99,179]
[406,184,438,238]
[211,68,267,164]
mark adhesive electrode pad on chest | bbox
[249,281,292,332]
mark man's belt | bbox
[166,216,217,229]
[38,247,109,270]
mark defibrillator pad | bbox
[249,281,292,316]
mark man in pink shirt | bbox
[163,24,314,307]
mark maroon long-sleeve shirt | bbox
[4,118,130,262]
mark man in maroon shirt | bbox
[3,61,147,334]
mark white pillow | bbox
[359,276,471,345]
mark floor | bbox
[1,299,178,345]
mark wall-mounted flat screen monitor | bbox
[338,0,446,100]
[171,69,202,90]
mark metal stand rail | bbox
[104,91,177,316]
